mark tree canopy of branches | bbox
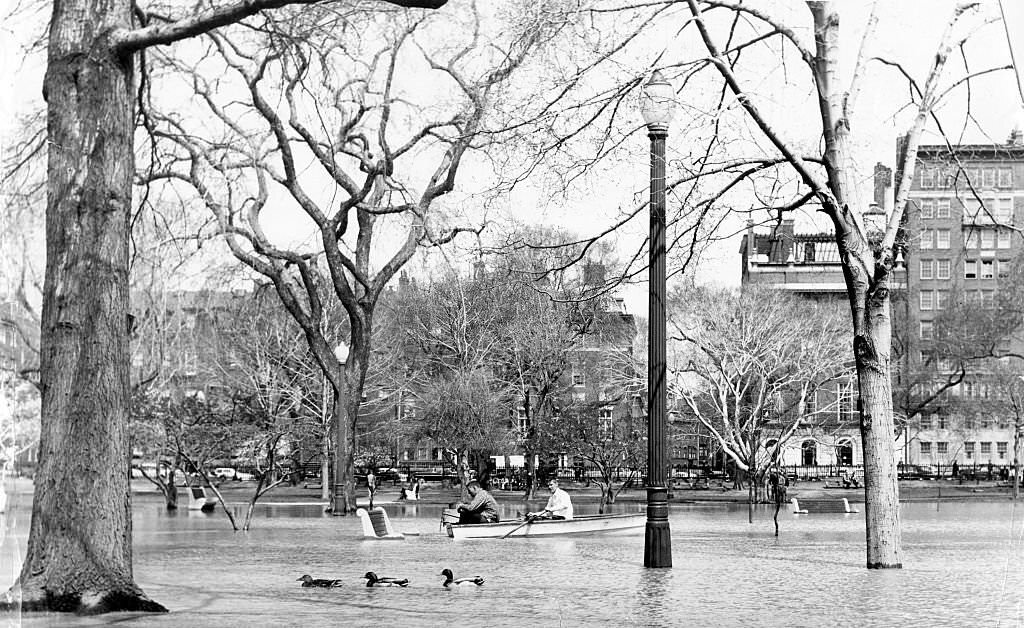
[138,1,574,517]
[671,286,852,508]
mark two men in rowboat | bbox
[454,479,500,524]
[528,478,574,520]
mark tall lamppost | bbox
[332,341,350,516]
[640,70,674,568]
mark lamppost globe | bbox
[334,342,350,364]
[640,70,675,130]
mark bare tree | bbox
[676,0,1005,568]
[670,285,852,517]
[15,0,448,611]
[138,2,571,518]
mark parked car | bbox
[899,464,938,480]
[213,467,236,481]
[234,470,255,481]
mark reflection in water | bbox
[1,496,1023,627]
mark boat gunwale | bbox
[449,512,645,530]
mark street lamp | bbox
[332,341,350,516]
[640,70,674,568]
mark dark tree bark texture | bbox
[7,0,166,614]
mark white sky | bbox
[2,1,1024,316]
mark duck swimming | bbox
[440,568,484,587]
[297,574,342,588]
[363,571,410,587]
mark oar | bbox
[500,514,537,539]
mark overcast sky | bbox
[2,1,1023,316]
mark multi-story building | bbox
[902,129,1024,472]
[737,216,872,470]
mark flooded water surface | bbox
[3,490,1024,627]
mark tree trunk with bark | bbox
[844,246,903,569]
[6,0,165,613]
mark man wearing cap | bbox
[454,479,499,524]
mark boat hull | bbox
[446,513,646,539]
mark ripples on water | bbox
[3,494,1024,627]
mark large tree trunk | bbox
[852,276,903,569]
[332,387,357,514]
[7,0,166,613]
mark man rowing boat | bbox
[528,478,573,521]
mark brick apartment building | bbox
[902,129,1024,472]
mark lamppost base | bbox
[332,483,347,516]
[644,486,672,568]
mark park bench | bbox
[356,506,405,540]
[791,497,858,514]
[187,486,216,511]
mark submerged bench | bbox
[357,506,405,540]
[187,486,216,511]
[791,497,858,514]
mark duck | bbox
[297,574,342,588]
[440,568,484,587]
[363,571,410,587]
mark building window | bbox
[1000,259,1012,278]
[998,442,1008,458]
[965,198,983,223]
[981,230,995,249]
[983,289,995,308]
[998,168,1013,188]
[837,381,856,423]
[599,406,614,437]
[937,357,954,371]
[572,371,585,387]
[516,408,529,436]
[965,230,979,248]
[964,260,977,279]
[919,291,933,310]
[921,168,936,188]
[981,442,991,455]
[920,320,933,340]
[935,290,948,310]
[981,260,995,279]
[996,197,1014,223]
[919,199,934,219]
[936,260,950,280]
[983,169,997,188]
[920,229,933,250]
[939,415,947,429]
[936,198,951,218]
[937,442,948,454]
[920,441,932,455]
[935,229,950,249]
[998,229,1012,249]
[964,441,975,458]
[919,260,933,280]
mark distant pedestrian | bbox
[367,470,377,508]
[952,461,959,479]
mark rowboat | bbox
[444,511,646,539]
